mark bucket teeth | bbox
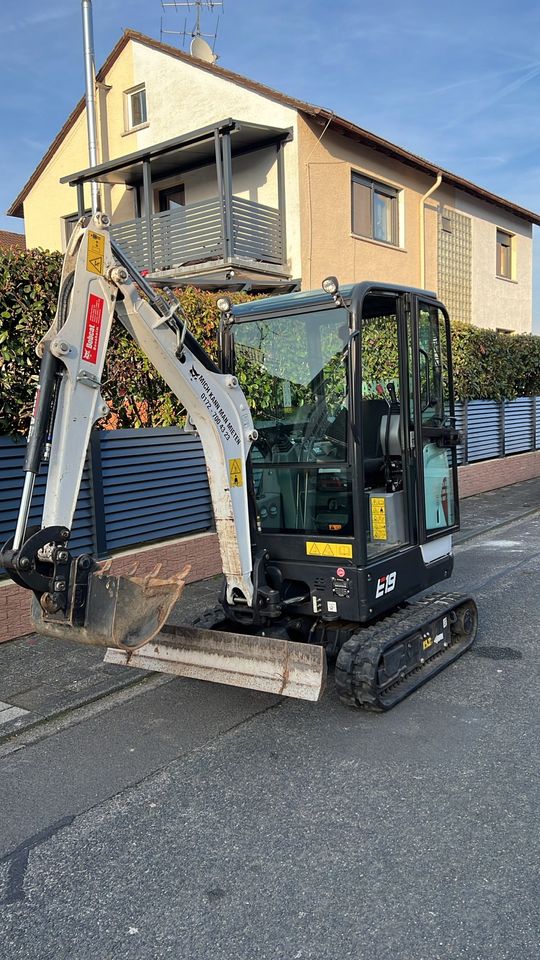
[32,562,191,651]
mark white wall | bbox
[130,42,300,273]
[456,193,533,334]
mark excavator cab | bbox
[223,281,460,623]
[214,280,476,708]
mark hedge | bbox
[0,247,256,435]
[1,246,539,436]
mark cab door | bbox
[410,298,460,541]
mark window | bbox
[496,229,513,279]
[125,84,147,131]
[352,173,399,245]
[62,210,90,249]
[158,184,185,212]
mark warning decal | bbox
[228,458,243,488]
[86,231,105,276]
[82,294,105,364]
[306,541,353,560]
[371,497,387,540]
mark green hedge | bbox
[1,247,539,436]
[0,247,256,435]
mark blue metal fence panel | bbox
[504,397,534,455]
[2,395,539,579]
[98,428,212,551]
[0,436,94,574]
[466,400,503,462]
[452,402,465,466]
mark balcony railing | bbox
[110,195,283,274]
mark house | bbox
[7,30,540,330]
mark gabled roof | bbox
[8,29,540,226]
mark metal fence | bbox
[1,398,539,576]
[110,195,283,274]
[0,428,212,575]
[455,397,540,466]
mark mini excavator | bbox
[1,215,477,709]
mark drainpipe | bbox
[81,0,100,213]
[419,172,442,289]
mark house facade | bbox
[8,30,539,330]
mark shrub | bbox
[2,247,539,436]
[0,246,256,434]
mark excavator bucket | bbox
[31,562,191,651]
[104,622,327,702]
[32,559,326,701]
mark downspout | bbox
[419,172,442,289]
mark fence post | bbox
[462,400,468,465]
[500,399,506,458]
[88,429,108,558]
[532,396,537,451]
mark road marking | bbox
[0,702,30,725]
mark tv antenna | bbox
[160,1,223,62]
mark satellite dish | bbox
[190,35,217,63]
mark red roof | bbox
[0,230,26,252]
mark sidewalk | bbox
[1,477,538,744]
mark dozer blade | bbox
[32,563,191,651]
[104,622,327,702]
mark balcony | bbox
[62,119,295,292]
[110,195,284,277]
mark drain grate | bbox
[473,645,522,661]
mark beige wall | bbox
[149,145,279,212]
[455,193,532,333]
[297,116,533,331]
[22,39,300,270]
[297,115,439,293]
[130,41,300,273]
[23,45,138,251]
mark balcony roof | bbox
[60,119,291,188]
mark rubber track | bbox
[334,592,476,711]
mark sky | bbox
[1,0,540,327]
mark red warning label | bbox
[82,293,105,364]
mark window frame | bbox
[124,83,148,132]
[496,228,514,280]
[351,171,400,247]
[61,209,91,250]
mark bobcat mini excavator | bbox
[1,215,477,710]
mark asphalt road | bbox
[1,512,539,959]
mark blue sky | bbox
[1,0,540,326]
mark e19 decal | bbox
[375,571,397,598]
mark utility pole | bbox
[81,0,99,213]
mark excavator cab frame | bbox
[221,281,461,627]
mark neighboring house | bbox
[7,30,540,331]
[0,230,26,252]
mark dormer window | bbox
[124,84,147,132]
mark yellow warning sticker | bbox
[86,231,105,276]
[228,458,243,488]
[306,541,353,559]
[371,497,387,540]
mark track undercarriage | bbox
[186,592,478,711]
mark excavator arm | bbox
[0,215,325,699]
[2,214,257,643]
